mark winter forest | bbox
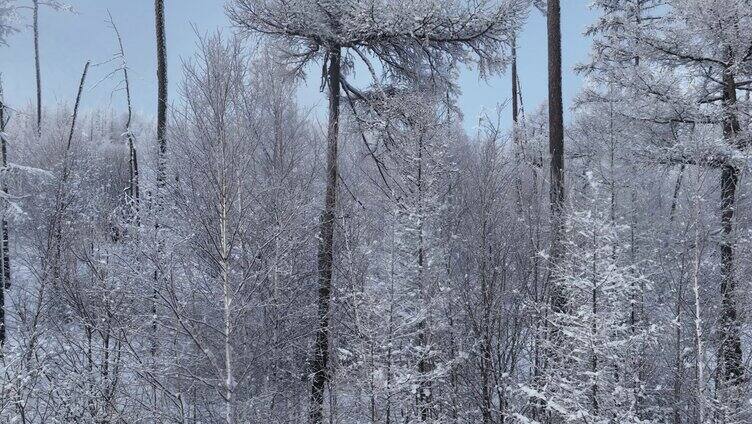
[0,0,751,422]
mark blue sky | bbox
[0,0,596,133]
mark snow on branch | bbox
[229,0,529,80]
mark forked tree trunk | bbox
[308,45,341,424]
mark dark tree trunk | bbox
[0,81,8,349]
[66,62,90,167]
[129,135,140,229]
[417,241,431,421]
[33,0,42,136]
[511,36,519,126]
[718,61,744,387]
[541,3,565,418]
[48,61,89,305]
[124,56,140,214]
[129,137,140,205]
[591,278,599,414]
[415,133,433,422]
[308,45,341,424]
[547,0,565,312]
[110,11,140,209]
[152,2,168,418]
[508,49,519,422]
[155,0,168,190]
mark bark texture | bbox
[0,81,8,348]
[547,0,565,313]
[155,0,168,190]
[110,11,140,206]
[308,45,341,424]
[511,36,519,126]
[33,0,42,136]
[152,2,168,417]
[718,58,744,388]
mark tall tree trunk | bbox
[547,0,565,313]
[109,11,140,209]
[591,235,599,414]
[44,61,89,340]
[670,164,686,424]
[415,134,433,422]
[128,131,140,207]
[0,80,8,349]
[220,179,235,424]
[511,35,518,127]
[506,44,518,423]
[718,58,744,391]
[673,265,685,424]
[691,168,706,423]
[152,0,168,419]
[542,4,565,420]
[155,0,168,192]
[308,45,341,424]
[385,214,396,424]
[480,222,493,424]
[33,0,42,136]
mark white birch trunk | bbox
[220,151,235,424]
[692,169,706,423]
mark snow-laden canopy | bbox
[0,0,18,45]
[229,0,529,84]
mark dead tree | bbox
[107,11,139,209]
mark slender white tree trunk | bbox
[692,169,706,423]
[220,179,235,424]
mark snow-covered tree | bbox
[1,2,751,423]
[0,0,18,45]
[581,0,752,418]
[228,1,529,421]
[519,178,656,423]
